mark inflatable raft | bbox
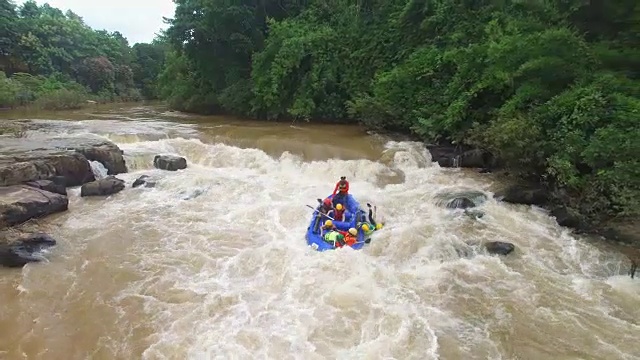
[305,193,369,251]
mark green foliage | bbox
[158,0,639,221]
[0,0,167,108]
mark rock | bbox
[495,185,548,206]
[132,175,156,188]
[550,206,585,230]
[464,209,485,219]
[0,152,93,187]
[0,135,127,187]
[154,154,187,171]
[0,186,69,229]
[75,142,127,175]
[0,233,57,268]
[181,188,207,200]
[434,190,488,209]
[25,179,67,196]
[446,197,476,209]
[80,176,125,197]
[50,176,67,187]
[484,241,515,256]
[426,144,494,168]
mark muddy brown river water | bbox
[0,103,638,359]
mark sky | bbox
[14,0,177,45]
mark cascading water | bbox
[0,106,638,360]
[89,160,109,180]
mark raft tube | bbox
[305,193,369,251]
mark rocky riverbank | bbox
[0,134,129,266]
[427,143,640,274]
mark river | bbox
[0,103,638,360]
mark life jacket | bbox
[323,231,344,247]
[333,207,345,221]
[332,178,349,196]
[338,230,357,246]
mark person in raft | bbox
[357,207,383,243]
[313,198,334,232]
[323,230,346,247]
[329,176,360,216]
[328,203,345,221]
[320,219,337,237]
[323,227,358,248]
[338,228,358,246]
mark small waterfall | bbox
[452,154,461,167]
[89,160,108,180]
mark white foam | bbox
[42,130,640,359]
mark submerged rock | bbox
[446,197,476,209]
[80,176,125,197]
[464,209,485,219]
[484,241,515,256]
[0,186,68,228]
[434,190,488,210]
[0,135,127,187]
[132,175,156,188]
[154,155,187,171]
[0,233,57,268]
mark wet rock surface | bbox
[80,176,125,197]
[132,175,157,188]
[0,186,68,229]
[154,154,187,171]
[0,135,127,187]
[25,179,67,196]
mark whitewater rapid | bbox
[2,111,639,360]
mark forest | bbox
[0,0,167,109]
[157,0,639,226]
[1,0,638,227]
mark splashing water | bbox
[1,106,638,360]
[89,160,109,180]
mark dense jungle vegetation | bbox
[0,0,167,109]
[157,0,639,224]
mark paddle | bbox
[306,204,335,221]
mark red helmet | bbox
[323,198,332,207]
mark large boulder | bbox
[0,233,57,268]
[0,135,127,187]
[0,186,68,228]
[154,155,187,171]
[80,176,125,197]
[0,151,93,187]
[494,185,549,206]
[425,144,494,169]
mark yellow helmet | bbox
[336,204,343,211]
[362,224,370,232]
[348,228,357,236]
[324,220,333,227]
[375,223,383,230]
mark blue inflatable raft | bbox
[305,193,369,251]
